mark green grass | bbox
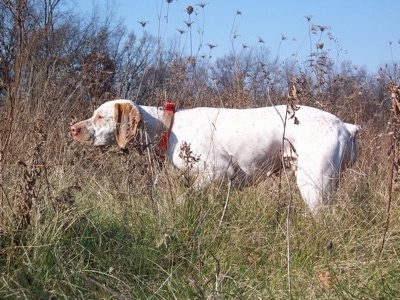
[0,1,398,298]
[1,146,399,299]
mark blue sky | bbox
[78,0,400,72]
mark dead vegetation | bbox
[0,0,399,298]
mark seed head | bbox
[304,15,313,21]
[186,5,194,15]
[311,25,318,33]
[184,20,194,28]
[138,21,148,28]
[318,25,328,32]
[233,32,240,39]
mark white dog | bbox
[71,99,359,212]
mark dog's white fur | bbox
[71,99,359,212]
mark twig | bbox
[214,155,233,237]
[380,82,400,256]
[281,80,301,297]
[379,160,394,256]
[218,179,232,233]
[281,107,293,296]
[142,122,161,225]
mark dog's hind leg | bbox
[295,154,339,213]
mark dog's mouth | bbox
[71,127,95,145]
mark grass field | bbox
[0,2,399,298]
[1,96,399,299]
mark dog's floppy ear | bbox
[114,102,142,149]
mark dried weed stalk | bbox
[380,82,400,255]
[0,148,3,233]
[179,141,200,171]
[283,77,302,297]
[387,82,400,188]
[286,77,302,123]
[178,141,200,188]
[15,122,49,237]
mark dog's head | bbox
[70,100,142,149]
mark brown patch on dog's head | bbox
[114,102,142,149]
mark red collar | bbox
[156,102,175,156]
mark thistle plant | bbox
[186,5,194,56]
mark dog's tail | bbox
[344,123,360,139]
[344,123,360,167]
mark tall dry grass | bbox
[0,71,398,298]
[0,1,399,298]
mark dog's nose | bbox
[70,125,81,136]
